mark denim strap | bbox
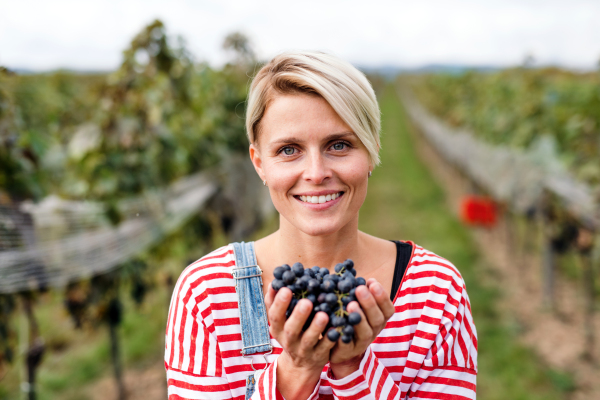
[231,242,273,400]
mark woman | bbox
[165,52,477,400]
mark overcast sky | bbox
[1,0,599,71]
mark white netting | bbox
[398,87,600,230]
[0,172,216,294]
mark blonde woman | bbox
[165,52,478,400]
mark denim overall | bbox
[231,242,273,400]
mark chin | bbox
[295,218,348,237]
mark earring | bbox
[263,180,267,186]
[368,171,372,178]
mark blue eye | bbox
[332,142,346,151]
[282,147,295,155]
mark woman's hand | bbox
[329,279,396,379]
[265,285,337,400]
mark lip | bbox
[293,191,344,210]
[293,190,343,197]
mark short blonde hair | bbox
[246,51,381,166]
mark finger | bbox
[346,301,373,344]
[366,278,377,288]
[264,284,276,310]
[300,311,329,349]
[354,285,385,329]
[369,282,396,320]
[268,288,292,335]
[315,327,340,353]
[282,299,313,342]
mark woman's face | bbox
[250,93,372,237]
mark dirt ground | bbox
[408,116,600,399]
[88,363,167,400]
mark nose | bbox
[303,151,331,184]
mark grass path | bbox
[358,84,567,399]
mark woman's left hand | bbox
[329,279,396,379]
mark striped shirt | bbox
[165,242,478,400]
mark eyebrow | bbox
[270,131,355,146]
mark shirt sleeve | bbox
[326,260,478,400]
[250,357,322,400]
[165,269,233,400]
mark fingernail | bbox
[300,300,311,312]
[373,283,383,296]
[280,289,291,301]
[315,313,327,326]
[356,286,369,300]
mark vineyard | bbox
[1,19,599,399]
[0,21,271,400]
[403,69,600,394]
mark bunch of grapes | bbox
[271,259,366,344]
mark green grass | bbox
[358,83,569,399]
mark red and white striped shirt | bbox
[165,242,478,400]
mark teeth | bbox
[299,192,342,204]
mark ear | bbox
[249,143,266,182]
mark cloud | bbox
[1,0,598,70]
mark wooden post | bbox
[21,294,44,400]
[580,251,595,362]
[541,217,556,311]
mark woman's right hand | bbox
[265,285,336,400]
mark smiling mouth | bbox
[296,192,344,204]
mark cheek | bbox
[264,162,301,197]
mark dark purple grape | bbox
[337,279,352,293]
[317,293,327,303]
[322,280,336,293]
[273,266,286,280]
[287,298,298,313]
[282,270,296,285]
[342,296,352,306]
[350,268,357,276]
[292,262,304,277]
[319,268,329,276]
[286,284,297,292]
[311,266,321,274]
[319,303,331,314]
[356,277,366,286]
[306,294,317,305]
[341,334,352,344]
[272,279,285,291]
[347,312,361,326]
[342,325,354,336]
[325,293,338,307]
[342,270,354,280]
[347,294,357,303]
[307,279,320,293]
[343,259,354,269]
[331,315,346,327]
[334,263,345,273]
[281,264,291,271]
[349,288,356,297]
[295,279,307,291]
[327,329,340,342]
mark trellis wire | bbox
[398,86,600,230]
[0,172,216,294]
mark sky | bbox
[1,0,599,71]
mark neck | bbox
[267,214,365,270]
